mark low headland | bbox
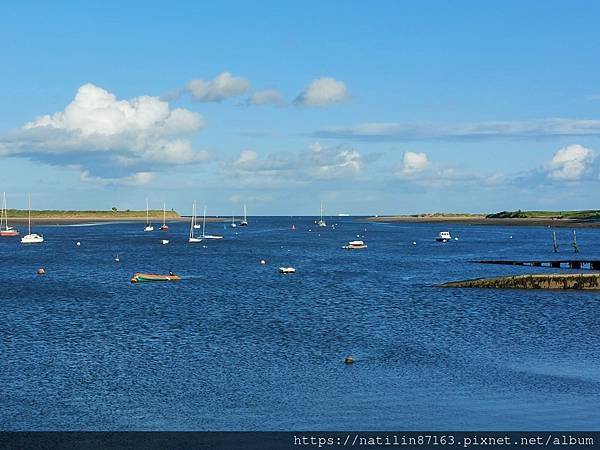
[3,209,225,223]
[368,210,600,228]
[440,273,600,290]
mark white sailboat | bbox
[193,201,202,229]
[144,199,154,232]
[0,192,19,237]
[160,201,169,231]
[20,194,44,244]
[240,204,248,226]
[188,201,202,243]
[201,205,223,239]
[317,200,327,227]
[230,215,237,228]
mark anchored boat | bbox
[189,201,203,243]
[240,204,248,226]
[436,231,451,242]
[200,205,223,239]
[160,201,169,231]
[342,240,367,249]
[130,272,181,283]
[0,192,19,237]
[144,199,154,232]
[317,200,327,227]
[20,194,43,244]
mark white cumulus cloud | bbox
[0,83,208,183]
[295,77,348,106]
[546,144,596,181]
[401,152,430,175]
[185,72,250,102]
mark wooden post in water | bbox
[572,230,580,253]
[552,231,559,253]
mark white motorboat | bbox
[20,194,43,244]
[342,240,367,249]
[436,231,451,242]
[279,267,296,274]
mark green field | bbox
[5,209,181,218]
[486,210,600,220]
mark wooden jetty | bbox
[475,259,600,270]
[441,273,600,290]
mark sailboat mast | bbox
[28,193,31,235]
[320,200,323,221]
[146,199,149,225]
[190,202,195,238]
[244,204,247,221]
[203,206,207,236]
[1,192,5,230]
[163,201,166,226]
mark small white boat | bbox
[240,204,248,226]
[0,192,19,237]
[279,267,296,274]
[189,201,203,243]
[342,240,367,249]
[144,199,154,232]
[201,206,223,239]
[21,194,44,244]
[160,201,169,231]
[317,200,327,227]
[436,231,451,242]
[160,239,169,245]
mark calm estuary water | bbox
[1,217,599,430]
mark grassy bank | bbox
[486,210,600,219]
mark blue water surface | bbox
[1,217,599,430]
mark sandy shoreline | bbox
[367,216,600,228]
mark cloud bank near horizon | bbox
[314,119,600,141]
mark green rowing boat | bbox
[130,273,181,283]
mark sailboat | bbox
[160,201,169,231]
[193,202,202,229]
[20,194,44,244]
[201,206,223,239]
[188,201,202,243]
[317,200,327,227]
[0,192,19,237]
[230,215,237,228]
[144,199,154,232]
[240,204,248,226]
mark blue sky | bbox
[2,0,600,215]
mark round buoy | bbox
[260,259,266,265]
[344,356,354,364]
[76,241,81,246]
[37,268,46,275]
